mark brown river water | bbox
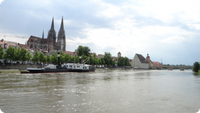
[0,69,200,113]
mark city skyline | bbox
[0,0,200,65]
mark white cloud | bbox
[99,4,122,18]
[0,0,3,4]
[161,35,186,44]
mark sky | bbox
[0,0,200,65]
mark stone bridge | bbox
[162,66,193,71]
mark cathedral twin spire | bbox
[50,17,64,31]
[47,16,66,51]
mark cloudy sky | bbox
[0,0,200,65]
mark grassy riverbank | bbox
[193,70,200,75]
[0,69,20,73]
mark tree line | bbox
[0,45,131,67]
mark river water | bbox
[0,69,200,113]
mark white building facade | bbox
[131,54,149,69]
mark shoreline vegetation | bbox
[193,62,200,75]
[0,46,131,69]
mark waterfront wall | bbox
[0,63,37,70]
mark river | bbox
[0,69,200,113]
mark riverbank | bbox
[193,70,200,75]
[0,69,20,73]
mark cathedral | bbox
[27,17,66,53]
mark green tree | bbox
[0,47,4,59]
[4,46,15,64]
[60,51,65,64]
[81,54,87,63]
[19,47,27,63]
[76,45,91,56]
[104,52,112,67]
[124,57,130,67]
[39,52,46,63]
[100,57,105,66]
[112,59,115,67]
[32,50,39,63]
[13,47,21,62]
[26,51,32,63]
[98,58,102,65]
[51,52,58,64]
[73,56,79,63]
[83,46,90,56]
[64,54,70,63]
[90,56,95,65]
[117,57,123,67]
[76,45,84,56]
[46,54,51,63]
[193,62,199,72]
[117,57,131,67]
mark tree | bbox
[76,45,84,56]
[4,46,15,64]
[90,56,95,65]
[100,57,105,66]
[81,54,87,63]
[73,56,79,63]
[32,50,39,63]
[13,47,21,62]
[51,52,58,64]
[193,62,199,72]
[60,51,65,64]
[76,45,91,56]
[26,51,32,63]
[117,57,131,67]
[39,52,46,63]
[104,52,112,67]
[64,54,70,63]
[46,54,51,63]
[124,57,130,66]
[0,47,4,59]
[83,46,90,56]
[117,57,124,67]
[19,47,27,63]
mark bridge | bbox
[161,65,193,71]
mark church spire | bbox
[60,16,64,30]
[42,30,44,39]
[51,17,54,30]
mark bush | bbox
[193,62,199,72]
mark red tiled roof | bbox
[64,51,76,55]
[152,62,162,66]
[18,43,30,50]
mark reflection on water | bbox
[0,70,200,113]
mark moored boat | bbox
[20,53,95,74]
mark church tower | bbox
[47,17,56,51]
[57,17,66,51]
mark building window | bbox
[5,44,7,48]
[1,44,3,47]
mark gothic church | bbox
[27,17,66,53]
